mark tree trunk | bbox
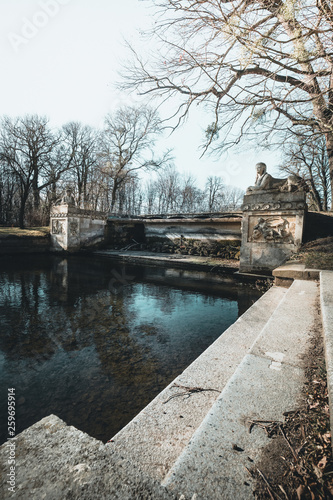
[309,187,323,211]
[19,191,29,229]
[324,133,333,210]
[32,168,40,210]
[110,181,118,212]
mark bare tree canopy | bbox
[0,115,61,227]
[99,105,171,211]
[280,132,331,210]
[61,122,98,208]
[121,0,333,205]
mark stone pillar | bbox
[50,205,106,252]
[239,192,307,274]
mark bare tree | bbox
[221,186,244,211]
[0,165,19,225]
[61,122,98,208]
[144,179,158,214]
[280,133,331,211]
[179,173,204,212]
[121,0,333,206]
[122,174,143,214]
[0,115,73,227]
[155,165,181,213]
[99,105,171,212]
[205,176,224,211]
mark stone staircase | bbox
[0,278,324,499]
[109,285,288,481]
[163,280,318,498]
[109,280,318,498]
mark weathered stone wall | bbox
[106,215,242,258]
[144,238,241,259]
[50,206,107,252]
[105,221,145,248]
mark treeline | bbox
[0,109,244,228]
[1,109,329,229]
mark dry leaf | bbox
[312,463,323,479]
[322,432,331,444]
[317,455,328,470]
[296,484,307,500]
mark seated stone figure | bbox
[246,162,306,194]
[54,188,76,206]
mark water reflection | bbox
[0,255,262,444]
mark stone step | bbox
[109,285,287,481]
[0,415,176,500]
[163,280,318,499]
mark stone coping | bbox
[107,212,242,221]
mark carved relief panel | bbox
[69,220,79,237]
[51,219,66,235]
[248,215,296,243]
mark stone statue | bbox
[54,188,76,206]
[246,162,306,194]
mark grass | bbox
[0,226,50,238]
[305,252,333,271]
[290,237,333,271]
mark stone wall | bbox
[144,238,241,259]
[50,205,107,252]
[105,220,145,248]
[106,215,242,258]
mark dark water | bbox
[0,255,263,445]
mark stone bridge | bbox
[50,193,332,274]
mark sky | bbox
[0,0,283,191]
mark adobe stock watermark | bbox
[8,0,72,53]
[7,388,16,494]
[211,160,243,186]
[108,268,135,295]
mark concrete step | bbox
[163,280,318,499]
[109,285,287,481]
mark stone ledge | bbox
[272,262,320,286]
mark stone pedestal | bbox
[50,205,106,252]
[239,192,307,274]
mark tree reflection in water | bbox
[0,255,263,444]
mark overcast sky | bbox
[0,0,282,190]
